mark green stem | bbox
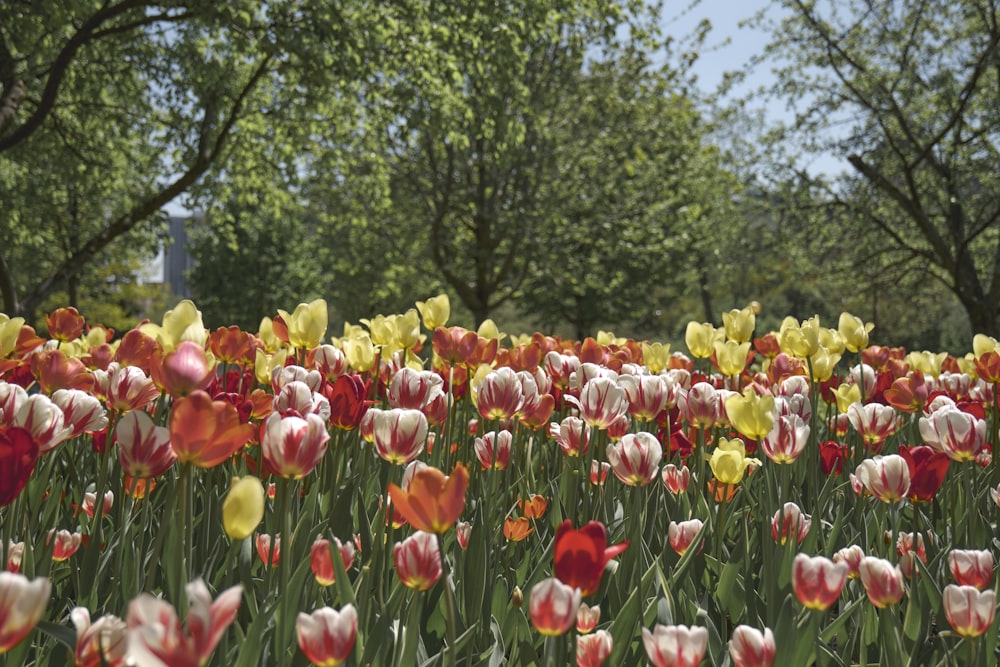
[276,476,294,667]
[438,533,459,667]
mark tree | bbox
[521,45,736,339]
[366,1,639,327]
[758,0,1000,337]
[0,1,427,323]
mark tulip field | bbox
[2,298,1000,666]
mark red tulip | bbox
[771,502,810,545]
[948,549,993,590]
[729,625,775,667]
[0,426,37,507]
[553,520,629,597]
[393,531,441,591]
[898,445,949,502]
[310,537,357,587]
[661,464,691,495]
[297,605,357,666]
[668,519,704,556]
[792,554,848,610]
[127,579,242,666]
[859,557,906,608]
[576,629,612,667]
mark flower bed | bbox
[1,299,999,666]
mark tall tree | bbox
[522,44,735,339]
[0,1,421,322]
[758,0,1000,336]
[369,1,638,326]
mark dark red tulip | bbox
[819,440,849,476]
[323,374,370,430]
[898,445,950,502]
[553,520,629,597]
[0,426,38,506]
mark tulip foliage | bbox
[2,300,1000,666]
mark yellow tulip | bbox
[343,334,377,372]
[905,350,947,378]
[222,476,265,540]
[257,316,284,353]
[140,299,206,351]
[84,326,111,348]
[0,314,23,357]
[724,388,776,440]
[641,342,671,374]
[685,321,715,359]
[837,312,874,353]
[957,354,977,376]
[416,294,451,330]
[255,348,289,385]
[509,333,533,347]
[972,334,1000,359]
[818,328,845,356]
[833,384,862,414]
[722,307,755,343]
[709,437,761,485]
[778,316,820,358]
[477,319,505,341]
[597,330,626,346]
[331,322,367,347]
[714,340,750,377]
[393,309,422,350]
[278,298,328,349]
[361,314,394,347]
[809,346,841,383]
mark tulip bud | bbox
[222,476,265,540]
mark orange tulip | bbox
[45,307,86,342]
[169,390,255,468]
[519,494,548,519]
[387,463,468,534]
[503,516,534,542]
[31,349,94,394]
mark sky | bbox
[663,0,775,96]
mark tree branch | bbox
[18,54,274,316]
[0,0,162,152]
